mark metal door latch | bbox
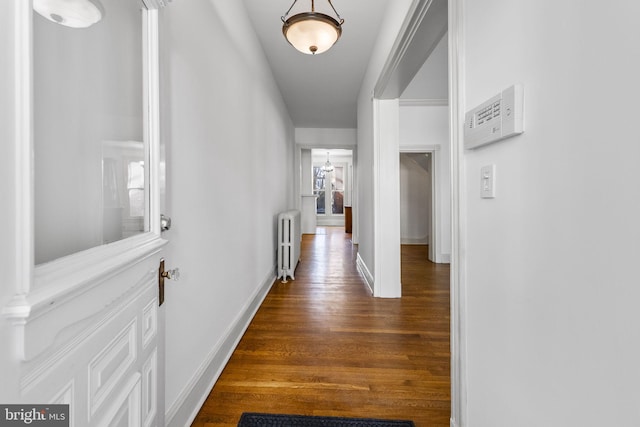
[158,258,180,306]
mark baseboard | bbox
[450,418,458,427]
[441,253,451,264]
[356,253,374,294]
[165,270,276,427]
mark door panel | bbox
[1,1,170,425]
[18,257,163,426]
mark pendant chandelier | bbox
[33,0,104,29]
[281,0,344,55]
[322,152,334,173]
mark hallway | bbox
[192,227,450,426]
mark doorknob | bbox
[158,258,180,306]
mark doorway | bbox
[399,152,432,255]
[311,149,353,227]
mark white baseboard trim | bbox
[450,418,458,427]
[356,253,374,295]
[441,253,451,264]
[165,270,276,427]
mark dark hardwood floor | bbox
[191,227,450,426]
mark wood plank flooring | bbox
[191,227,450,426]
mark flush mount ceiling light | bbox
[281,0,344,55]
[33,0,104,29]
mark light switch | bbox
[481,165,496,198]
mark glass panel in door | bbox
[33,0,146,264]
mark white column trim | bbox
[449,0,467,425]
[373,99,402,298]
[14,0,34,297]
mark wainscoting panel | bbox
[89,319,138,417]
[142,350,158,427]
[18,258,162,427]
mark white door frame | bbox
[294,144,358,240]
[313,159,349,226]
[371,0,466,425]
[2,1,170,424]
[399,146,442,263]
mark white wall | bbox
[399,154,429,244]
[461,1,640,426]
[401,33,448,100]
[356,0,413,281]
[295,128,356,147]
[400,104,451,260]
[301,149,312,194]
[159,1,294,424]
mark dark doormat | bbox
[237,412,415,427]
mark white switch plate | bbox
[481,165,496,198]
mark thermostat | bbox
[464,84,524,149]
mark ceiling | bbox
[242,0,391,129]
[242,0,448,129]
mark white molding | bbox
[96,373,142,427]
[449,0,467,425]
[20,273,156,393]
[142,349,158,427]
[89,319,138,417]
[144,7,162,236]
[374,0,435,98]
[142,298,158,349]
[3,234,166,322]
[165,270,276,427]
[141,0,171,9]
[51,380,75,427]
[400,98,449,107]
[399,145,441,153]
[14,0,34,298]
[356,254,374,295]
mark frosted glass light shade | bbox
[34,0,104,29]
[283,12,342,55]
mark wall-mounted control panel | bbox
[464,84,524,149]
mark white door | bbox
[2,1,169,425]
